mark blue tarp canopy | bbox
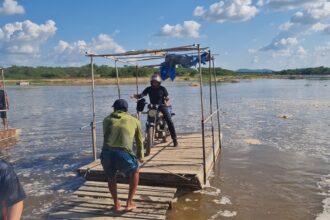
[160,52,210,81]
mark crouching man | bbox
[101,99,144,212]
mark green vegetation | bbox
[275,66,330,75]
[3,65,234,79]
[3,65,330,80]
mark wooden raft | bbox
[0,128,20,143]
[79,132,221,189]
[48,181,177,220]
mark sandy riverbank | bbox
[5,75,291,86]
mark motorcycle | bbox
[136,98,173,156]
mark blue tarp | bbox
[160,52,209,81]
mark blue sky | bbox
[1,0,330,70]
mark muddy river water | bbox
[1,77,329,220]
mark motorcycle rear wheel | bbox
[145,126,154,156]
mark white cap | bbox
[150,74,161,83]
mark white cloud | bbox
[52,33,125,66]
[0,0,25,15]
[248,48,257,53]
[262,37,298,51]
[54,40,87,54]
[311,23,328,32]
[252,55,259,63]
[260,0,326,10]
[312,42,330,66]
[295,46,307,58]
[279,21,294,30]
[193,0,258,23]
[261,0,330,62]
[276,1,330,33]
[159,20,201,38]
[315,42,330,57]
[271,46,307,59]
[0,20,57,54]
[257,0,264,7]
[91,33,125,53]
[194,6,205,16]
[290,2,330,25]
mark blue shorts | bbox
[0,111,6,119]
[100,148,138,181]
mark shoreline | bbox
[4,74,328,86]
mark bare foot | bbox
[112,201,123,212]
[125,202,137,211]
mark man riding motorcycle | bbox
[133,73,178,147]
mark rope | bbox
[83,162,100,178]
[146,164,193,181]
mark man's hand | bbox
[165,97,171,106]
[139,159,144,163]
[131,94,139,99]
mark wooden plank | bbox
[49,212,165,220]
[55,202,168,215]
[82,175,199,189]
[62,197,169,209]
[88,167,201,175]
[49,210,165,220]
[78,132,221,189]
[79,159,102,171]
[73,191,171,204]
[78,186,175,198]
[48,181,176,220]
[58,201,168,215]
[0,128,20,140]
[84,182,176,194]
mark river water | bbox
[1,78,329,220]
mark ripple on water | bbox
[316,174,330,220]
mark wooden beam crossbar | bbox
[203,108,220,124]
[85,45,209,58]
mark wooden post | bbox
[198,44,207,185]
[91,57,97,161]
[115,60,121,99]
[208,51,215,165]
[135,65,139,95]
[1,68,8,129]
[135,65,140,119]
[1,68,5,95]
[212,57,222,149]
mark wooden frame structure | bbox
[0,68,7,115]
[85,44,222,185]
[0,67,21,143]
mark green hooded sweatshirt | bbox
[102,111,144,160]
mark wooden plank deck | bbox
[78,132,221,189]
[48,181,177,220]
[0,128,20,144]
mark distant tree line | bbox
[275,66,330,75]
[3,65,330,79]
[3,65,235,79]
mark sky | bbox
[0,0,330,70]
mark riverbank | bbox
[5,74,294,86]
